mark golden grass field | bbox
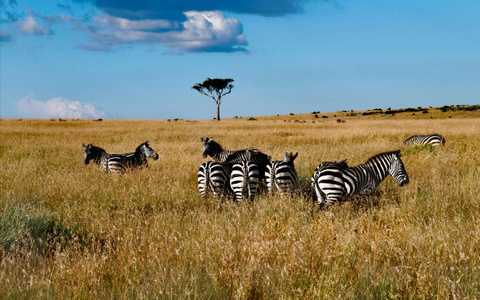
[1,106,479,298]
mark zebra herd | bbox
[82,133,444,208]
[83,141,159,174]
[198,133,444,208]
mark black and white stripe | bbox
[404,134,445,147]
[201,137,271,172]
[266,152,298,196]
[83,141,158,174]
[198,161,230,198]
[311,150,409,208]
[83,143,110,171]
[230,160,260,202]
[107,141,159,174]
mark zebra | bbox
[311,150,409,208]
[265,151,298,196]
[404,134,445,147]
[200,137,271,172]
[83,141,158,174]
[107,141,159,174]
[198,161,230,198]
[230,160,260,203]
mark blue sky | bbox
[1,0,479,119]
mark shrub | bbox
[0,204,87,257]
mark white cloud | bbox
[82,10,247,53]
[16,15,52,36]
[17,96,105,119]
[164,11,247,52]
[94,14,178,31]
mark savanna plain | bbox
[1,107,480,299]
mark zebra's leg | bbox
[313,181,326,209]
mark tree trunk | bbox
[216,103,221,121]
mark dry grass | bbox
[1,109,479,299]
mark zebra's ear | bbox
[82,143,86,147]
[291,152,298,161]
[337,159,348,167]
[395,149,402,157]
[200,137,204,142]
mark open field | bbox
[1,107,480,298]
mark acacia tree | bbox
[192,78,234,121]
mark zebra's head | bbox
[83,143,104,164]
[389,150,409,186]
[137,141,159,160]
[201,137,222,158]
[82,143,92,164]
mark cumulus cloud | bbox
[163,11,247,52]
[16,15,52,35]
[78,10,247,52]
[17,96,105,119]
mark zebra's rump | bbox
[230,161,260,202]
[266,161,298,194]
[198,161,230,197]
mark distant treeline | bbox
[438,104,480,112]
[357,104,479,116]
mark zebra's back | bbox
[106,155,129,174]
[404,134,445,147]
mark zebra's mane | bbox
[135,141,148,153]
[365,149,401,163]
[207,139,225,152]
[87,144,106,154]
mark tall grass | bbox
[1,113,479,298]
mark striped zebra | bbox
[83,141,158,174]
[404,134,445,147]
[311,150,409,208]
[266,151,298,196]
[200,137,271,172]
[230,160,260,202]
[198,161,230,198]
[107,141,159,174]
